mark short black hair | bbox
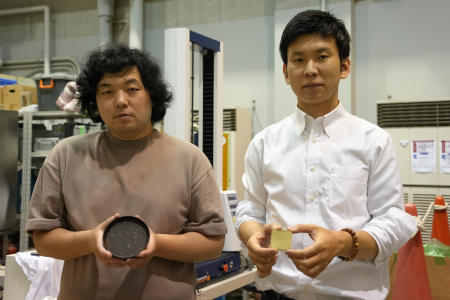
[76,43,172,124]
[279,10,350,66]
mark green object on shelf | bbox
[423,239,450,258]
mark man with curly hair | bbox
[26,44,226,300]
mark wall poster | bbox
[411,140,435,173]
[440,140,450,173]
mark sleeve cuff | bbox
[235,200,266,232]
[25,218,69,235]
[362,212,417,267]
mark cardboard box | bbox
[0,73,17,84]
[0,74,38,110]
[17,76,38,105]
[1,84,37,111]
[0,86,4,109]
[388,254,450,300]
[23,84,38,104]
[426,256,450,299]
[2,85,23,111]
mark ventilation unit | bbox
[377,99,450,242]
[222,108,251,201]
[194,107,252,200]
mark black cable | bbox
[191,43,195,144]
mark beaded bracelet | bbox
[338,228,359,261]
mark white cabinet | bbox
[385,127,450,187]
[388,127,450,186]
[379,98,450,243]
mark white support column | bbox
[20,111,32,252]
[164,28,192,141]
[129,0,144,49]
[97,0,115,46]
[213,43,224,190]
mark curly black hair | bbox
[76,43,172,124]
[279,10,351,67]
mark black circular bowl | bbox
[103,216,150,259]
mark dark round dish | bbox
[103,216,150,259]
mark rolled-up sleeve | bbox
[362,134,417,266]
[185,167,227,236]
[235,137,268,231]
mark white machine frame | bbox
[164,28,224,189]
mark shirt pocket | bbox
[327,167,369,218]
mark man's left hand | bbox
[285,224,348,278]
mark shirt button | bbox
[310,166,315,171]
[312,138,317,143]
[309,196,315,201]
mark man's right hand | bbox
[246,223,280,278]
[88,213,127,268]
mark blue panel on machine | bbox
[196,252,241,287]
[190,30,220,52]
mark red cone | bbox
[392,202,432,300]
[431,195,450,245]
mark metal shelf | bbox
[18,111,89,251]
[19,110,82,119]
[31,151,50,158]
[19,111,33,251]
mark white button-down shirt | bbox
[236,103,417,300]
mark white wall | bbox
[145,16,274,135]
[188,17,274,134]
[2,0,450,128]
[0,0,276,135]
[0,6,99,65]
[355,0,450,124]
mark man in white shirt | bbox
[235,10,417,300]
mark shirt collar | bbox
[293,107,307,136]
[323,102,346,136]
[293,102,346,137]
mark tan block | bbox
[270,229,292,250]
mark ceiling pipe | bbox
[2,57,81,76]
[321,0,327,11]
[0,6,51,75]
[129,0,144,49]
[97,0,116,46]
